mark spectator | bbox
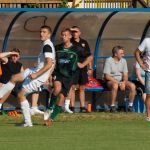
[135,38,150,121]
[0,49,22,110]
[130,52,146,102]
[65,26,93,113]
[103,46,136,112]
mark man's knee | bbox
[111,82,119,91]
[79,85,85,91]
[128,82,136,91]
[53,87,61,95]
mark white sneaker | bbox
[22,123,33,127]
[146,117,150,121]
[64,108,73,114]
[30,108,44,116]
[44,110,53,121]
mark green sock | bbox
[50,105,62,120]
[49,94,57,110]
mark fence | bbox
[0,0,62,8]
[82,0,149,8]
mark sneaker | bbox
[80,107,87,113]
[128,106,133,112]
[21,123,33,127]
[146,117,150,121]
[110,106,116,113]
[69,107,75,113]
[45,119,53,126]
[64,108,73,114]
[44,109,53,121]
[30,108,44,116]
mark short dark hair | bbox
[61,28,72,35]
[112,46,124,57]
[40,25,52,33]
[71,26,80,30]
[11,48,20,54]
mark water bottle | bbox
[124,97,128,112]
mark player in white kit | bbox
[0,25,55,126]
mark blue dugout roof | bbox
[1,8,150,77]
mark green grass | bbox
[0,112,150,150]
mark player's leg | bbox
[64,87,73,113]
[30,92,44,115]
[44,80,61,120]
[0,70,26,98]
[18,88,32,127]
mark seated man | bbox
[103,45,136,112]
[0,49,22,110]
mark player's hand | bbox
[87,69,93,76]
[118,82,125,91]
[77,62,85,68]
[28,73,37,79]
[140,62,148,71]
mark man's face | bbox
[10,53,20,63]
[61,31,72,43]
[71,28,81,39]
[40,28,50,41]
[115,49,124,60]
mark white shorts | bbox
[22,64,55,95]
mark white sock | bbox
[31,106,38,110]
[64,99,73,113]
[0,103,2,109]
[21,100,32,125]
[128,102,133,107]
[65,99,70,109]
[0,82,15,98]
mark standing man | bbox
[0,25,55,126]
[65,26,93,113]
[135,38,150,121]
[103,46,136,112]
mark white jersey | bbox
[22,39,55,93]
[138,38,150,72]
[35,39,55,82]
[36,39,55,70]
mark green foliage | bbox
[58,0,70,8]
[22,4,40,8]
[58,0,81,8]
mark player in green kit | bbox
[44,28,92,126]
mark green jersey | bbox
[55,44,79,78]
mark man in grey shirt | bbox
[103,46,136,112]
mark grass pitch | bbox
[0,112,150,150]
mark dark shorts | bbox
[11,82,23,97]
[54,73,73,97]
[72,67,88,85]
[132,80,145,94]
